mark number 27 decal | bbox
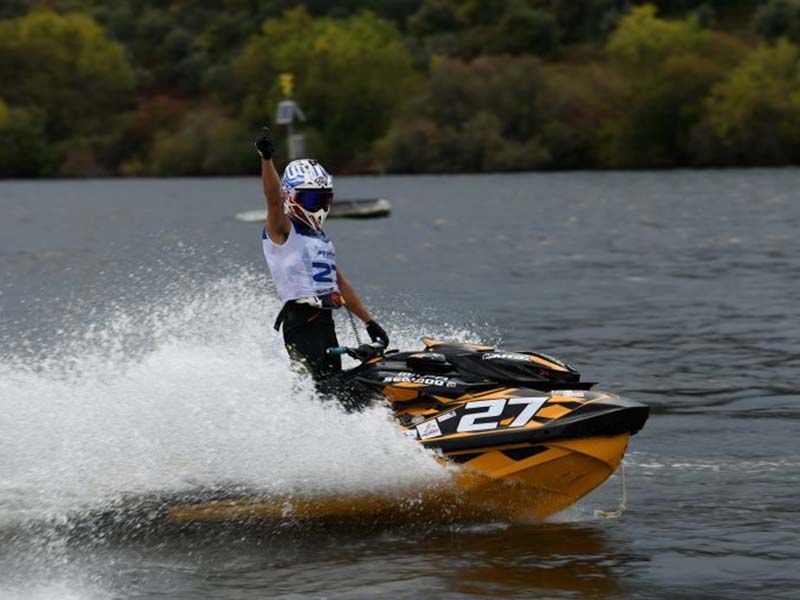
[456,397,548,433]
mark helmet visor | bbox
[296,189,333,212]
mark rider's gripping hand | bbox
[366,320,389,348]
[254,127,275,160]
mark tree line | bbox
[1,0,800,177]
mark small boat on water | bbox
[235,197,391,223]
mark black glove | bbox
[366,320,389,348]
[254,127,275,160]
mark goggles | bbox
[295,189,333,212]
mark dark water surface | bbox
[1,171,799,599]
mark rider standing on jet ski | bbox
[254,127,390,378]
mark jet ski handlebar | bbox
[327,342,386,361]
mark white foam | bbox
[0,272,455,524]
[626,452,800,474]
[0,582,101,600]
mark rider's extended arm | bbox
[255,127,289,244]
[262,158,289,243]
[337,270,372,323]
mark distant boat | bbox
[330,197,392,219]
[235,197,391,222]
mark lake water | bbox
[1,170,798,599]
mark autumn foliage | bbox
[1,1,799,176]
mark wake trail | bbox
[0,270,465,528]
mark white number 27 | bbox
[456,397,548,432]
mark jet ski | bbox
[327,337,649,519]
[165,338,648,523]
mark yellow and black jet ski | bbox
[166,338,648,524]
[328,337,649,519]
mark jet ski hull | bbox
[450,433,631,520]
[165,434,629,523]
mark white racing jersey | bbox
[262,222,338,303]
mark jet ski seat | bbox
[405,352,454,374]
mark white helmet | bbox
[281,159,334,233]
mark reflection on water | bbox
[435,524,630,598]
[3,511,633,600]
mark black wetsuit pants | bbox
[279,303,373,410]
[280,302,342,379]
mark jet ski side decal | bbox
[415,396,549,438]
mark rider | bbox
[255,127,389,379]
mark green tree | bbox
[378,55,552,172]
[408,0,561,58]
[235,8,420,170]
[0,103,55,177]
[489,0,560,56]
[0,0,27,19]
[695,40,800,164]
[0,11,134,138]
[753,0,800,43]
[537,62,628,169]
[113,96,189,176]
[143,106,254,176]
[542,0,628,43]
[109,8,210,94]
[608,4,705,71]
[600,4,747,166]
